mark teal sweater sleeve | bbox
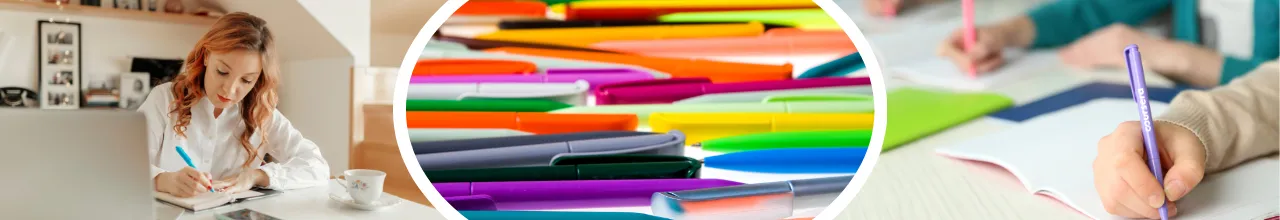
[1025,0,1172,48]
[1221,57,1269,84]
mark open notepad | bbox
[155,189,280,211]
[936,98,1279,220]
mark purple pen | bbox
[1124,44,1169,220]
[435,178,743,210]
[409,68,654,90]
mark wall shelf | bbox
[0,0,218,26]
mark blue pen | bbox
[1123,44,1168,220]
[703,147,867,173]
[174,146,215,193]
[797,52,865,78]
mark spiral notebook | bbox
[936,98,1279,220]
[155,188,281,211]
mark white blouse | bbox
[140,82,329,190]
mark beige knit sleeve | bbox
[1156,61,1279,173]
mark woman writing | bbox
[141,12,329,198]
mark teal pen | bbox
[459,211,671,220]
[174,146,215,193]
[797,52,865,78]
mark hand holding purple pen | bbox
[1092,45,1212,219]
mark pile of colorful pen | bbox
[405,0,874,219]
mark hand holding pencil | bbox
[1093,121,1206,219]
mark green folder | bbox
[551,95,873,126]
[658,8,837,28]
[882,88,1013,151]
[699,130,873,153]
[405,99,572,112]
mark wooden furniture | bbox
[0,0,219,25]
[351,103,433,207]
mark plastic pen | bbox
[437,178,743,210]
[405,99,572,112]
[763,28,847,37]
[411,59,537,76]
[423,154,700,182]
[961,0,977,77]
[1123,44,1169,220]
[797,52,866,78]
[474,22,765,48]
[698,130,874,153]
[435,35,618,53]
[455,1,547,17]
[562,0,818,21]
[704,147,867,173]
[420,46,670,78]
[409,68,655,90]
[412,131,652,155]
[460,211,671,220]
[649,113,874,144]
[174,146,214,193]
[485,47,792,83]
[594,77,872,105]
[414,131,684,170]
[589,33,857,57]
[406,81,589,106]
[658,9,838,30]
[673,86,874,104]
[652,176,852,220]
[405,111,638,134]
[498,20,754,29]
[406,128,531,143]
[552,98,873,126]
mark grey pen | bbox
[417,130,686,170]
[651,175,853,220]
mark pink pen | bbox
[961,0,977,78]
[884,0,897,17]
[409,68,655,90]
[593,77,872,105]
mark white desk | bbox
[830,0,1182,219]
[157,180,445,220]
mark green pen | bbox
[423,154,701,183]
[405,99,572,112]
[460,211,671,220]
[659,8,836,28]
[697,130,873,153]
[551,95,873,127]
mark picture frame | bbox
[118,72,150,110]
[36,20,82,109]
[114,0,140,10]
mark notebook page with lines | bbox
[935,98,1279,220]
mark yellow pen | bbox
[648,113,874,144]
[475,22,765,48]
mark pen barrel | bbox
[412,131,650,154]
[702,130,873,153]
[409,75,543,84]
[425,166,580,183]
[418,142,568,170]
[789,176,853,209]
[437,179,743,210]
[704,77,872,94]
[460,211,671,220]
[404,99,571,112]
[705,147,867,173]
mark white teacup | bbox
[338,169,386,205]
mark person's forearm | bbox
[252,169,270,187]
[994,16,1036,49]
[1149,40,1224,88]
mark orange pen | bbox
[763,28,847,37]
[405,111,638,134]
[485,47,792,83]
[412,59,538,76]
[455,1,547,17]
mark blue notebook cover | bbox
[989,82,1196,122]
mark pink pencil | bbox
[962,0,977,78]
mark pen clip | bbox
[550,130,687,163]
[595,77,711,91]
[762,94,873,103]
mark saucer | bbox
[329,193,403,211]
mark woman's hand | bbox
[937,25,1014,74]
[212,169,270,194]
[155,167,213,198]
[1094,121,1206,219]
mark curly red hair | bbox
[170,12,279,168]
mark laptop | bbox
[0,109,154,219]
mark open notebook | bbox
[889,50,1059,91]
[936,98,1279,220]
[155,188,280,211]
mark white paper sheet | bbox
[936,98,1280,220]
[889,50,1060,91]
